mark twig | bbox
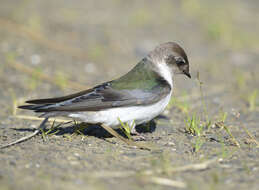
[1,118,49,149]
[90,157,220,178]
[168,157,219,173]
[100,124,152,151]
[142,157,220,175]
[146,177,186,188]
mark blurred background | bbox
[0,1,259,190]
[0,0,258,105]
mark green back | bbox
[111,58,160,90]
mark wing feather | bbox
[19,81,171,112]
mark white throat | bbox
[156,61,173,87]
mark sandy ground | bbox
[0,0,258,189]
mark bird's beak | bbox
[183,71,191,78]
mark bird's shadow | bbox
[12,117,164,139]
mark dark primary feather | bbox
[25,89,92,104]
[19,58,171,113]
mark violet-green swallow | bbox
[19,42,191,133]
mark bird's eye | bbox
[176,57,185,65]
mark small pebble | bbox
[30,54,41,65]
[74,153,80,157]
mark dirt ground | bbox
[0,0,258,190]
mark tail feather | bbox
[26,98,64,104]
[18,104,52,112]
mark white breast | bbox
[68,91,172,128]
[156,61,173,87]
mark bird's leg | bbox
[1,117,49,149]
[129,121,146,141]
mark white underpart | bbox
[69,92,172,128]
[69,60,173,128]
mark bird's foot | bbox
[130,131,146,141]
[127,122,146,141]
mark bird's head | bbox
[148,42,191,81]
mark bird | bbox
[19,42,191,135]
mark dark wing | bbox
[19,81,171,113]
[25,89,92,104]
